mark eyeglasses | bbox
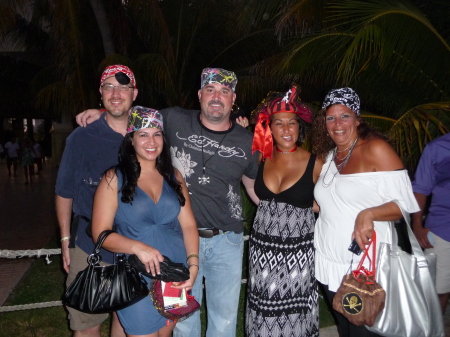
[101,84,134,91]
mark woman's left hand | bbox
[170,264,198,291]
[353,209,375,249]
[170,275,196,292]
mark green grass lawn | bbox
[0,240,335,336]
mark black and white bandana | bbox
[322,87,360,115]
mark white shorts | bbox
[425,232,450,294]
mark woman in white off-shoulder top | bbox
[311,87,419,337]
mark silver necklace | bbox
[322,137,359,188]
[335,148,353,162]
[336,143,354,153]
[198,125,229,185]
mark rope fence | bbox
[0,235,251,313]
[0,249,61,260]
[0,301,62,313]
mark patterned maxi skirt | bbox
[246,199,319,337]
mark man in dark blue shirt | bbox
[56,65,138,337]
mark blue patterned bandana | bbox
[127,106,163,133]
[322,87,360,115]
[200,68,238,91]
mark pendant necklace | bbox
[276,146,297,153]
[322,137,359,188]
[198,124,229,185]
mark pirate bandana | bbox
[322,87,360,115]
[127,106,163,133]
[100,65,136,88]
[251,85,312,160]
[200,68,238,92]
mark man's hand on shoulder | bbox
[235,116,249,128]
[76,109,102,127]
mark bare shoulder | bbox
[103,168,118,187]
[104,168,117,179]
[314,154,324,167]
[361,138,404,171]
[362,138,394,156]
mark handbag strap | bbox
[355,231,377,278]
[93,230,116,255]
[391,200,426,260]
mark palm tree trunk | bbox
[89,0,115,56]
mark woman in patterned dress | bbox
[246,86,323,337]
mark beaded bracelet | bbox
[60,236,71,242]
[188,264,199,269]
[186,254,199,262]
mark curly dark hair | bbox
[115,132,185,206]
[311,108,390,160]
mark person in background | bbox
[91,106,199,337]
[76,67,259,337]
[5,136,20,177]
[311,87,419,337]
[412,132,450,314]
[56,64,138,337]
[32,139,44,173]
[21,137,35,184]
[246,85,322,337]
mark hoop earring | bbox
[231,103,240,114]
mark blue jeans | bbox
[173,231,244,337]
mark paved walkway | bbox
[0,159,59,306]
[1,158,449,337]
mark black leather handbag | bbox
[128,254,190,283]
[62,230,149,313]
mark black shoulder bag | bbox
[62,230,149,313]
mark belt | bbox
[198,228,228,238]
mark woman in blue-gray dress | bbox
[92,106,199,337]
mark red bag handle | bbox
[353,231,377,281]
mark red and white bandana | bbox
[100,65,136,88]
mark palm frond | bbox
[388,102,450,171]
[327,0,450,100]
[360,114,396,134]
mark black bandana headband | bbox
[322,87,360,116]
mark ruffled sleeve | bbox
[375,169,420,213]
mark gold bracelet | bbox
[186,254,199,262]
[60,236,71,242]
[188,264,199,269]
